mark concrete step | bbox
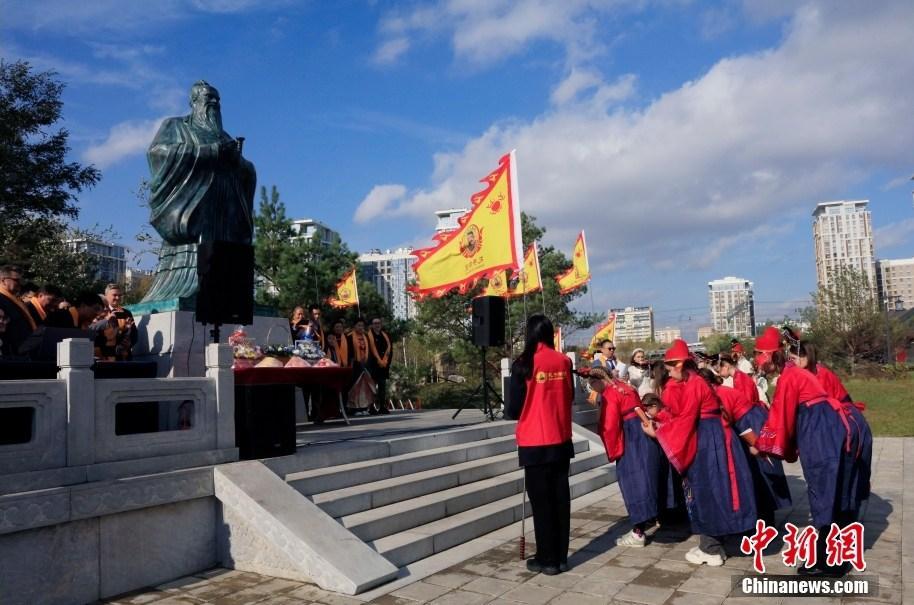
[340,448,608,543]
[287,431,518,496]
[372,465,616,567]
[314,440,591,518]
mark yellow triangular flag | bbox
[409,151,523,298]
[555,231,590,294]
[510,242,542,296]
[327,268,359,308]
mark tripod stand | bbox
[452,345,504,421]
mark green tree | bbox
[804,266,885,373]
[0,60,103,292]
[252,184,396,327]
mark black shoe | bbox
[526,559,543,573]
[559,562,569,573]
[380,406,390,414]
[368,405,379,415]
[541,565,561,575]
[798,563,850,578]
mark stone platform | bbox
[105,436,908,604]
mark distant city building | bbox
[812,200,876,296]
[434,208,468,233]
[654,327,681,344]
[696,326,715,340]
[65,238,127,285]
[291,218,341,248]
[708,276,756,337]
[611,306,654,342]
[876,257,914,311]
[125,267,154,290]
[358,248,417,320]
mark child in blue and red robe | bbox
[589,367,672,547]
[699,368,791,525]
[754,336,872,577]
[642,340,756,567]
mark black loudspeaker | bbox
[196,241,254,326]
[472,296,506,347]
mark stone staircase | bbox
[283,420,613,568]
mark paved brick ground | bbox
[103,437,909,605]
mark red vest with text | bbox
[516,343,574,447]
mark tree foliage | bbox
[252,185,396,329]
[0,60,100,259]
[803,266,889,372]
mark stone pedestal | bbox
[132,311,290,377]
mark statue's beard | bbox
[192,103,223,133]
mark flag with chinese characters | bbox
[509,242,543,296]
[478,270,510,297]
[327,268,359,308]
[555,231,590,294]
[409,151,523,299]
[589,314,616,351]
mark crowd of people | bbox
[0,265,137,361]
[507,315,873,579]
[288,304,394,418]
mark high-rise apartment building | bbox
[291,218,341,248]
[708,276,756,337]
[434,208,468,233]
[876,257,914,311]
[65,238,127,285]
[812,200,876,294]
[611,306,654,342]
[654,327,681,344]
[696,326,715,340]
[358,248,418,320]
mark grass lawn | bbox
[846,378,914,437]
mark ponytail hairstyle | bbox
[513,314,555,380]
[697,367,722,387]
[679,358,699,379]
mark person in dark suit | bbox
[367,316,392,415]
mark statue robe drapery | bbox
[141,116,256,303]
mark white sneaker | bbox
[685,547,725,566]
[616,530,646,547]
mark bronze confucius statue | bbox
[141,80,256,303]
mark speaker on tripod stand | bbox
[453,296,506,420]
[196,241,254,342]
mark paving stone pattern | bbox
[102,438,909,604]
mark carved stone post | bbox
[58,338,95,466]
[206,343,236,450]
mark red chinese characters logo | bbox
[782,523,818,569]
[740,519,866,574]
[740,520,778,573]
[826,522,866,572]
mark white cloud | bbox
[83,118,165,169]
[354,184,408,224]
[372,0,626,69]
[875,218,914,253]
[363,1,914,271]
[372,37,411,65]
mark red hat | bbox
[664,339,691,363]
[754,326,781,353]
[731,342,745,354]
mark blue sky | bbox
[3,0,913,340]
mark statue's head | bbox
[189,80,223,133]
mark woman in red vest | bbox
[505,314,574,576]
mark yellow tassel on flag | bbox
[327,268,359,308]
[555,231,590,295]
[409,151,523,299]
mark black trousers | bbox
[525,458,571,566]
